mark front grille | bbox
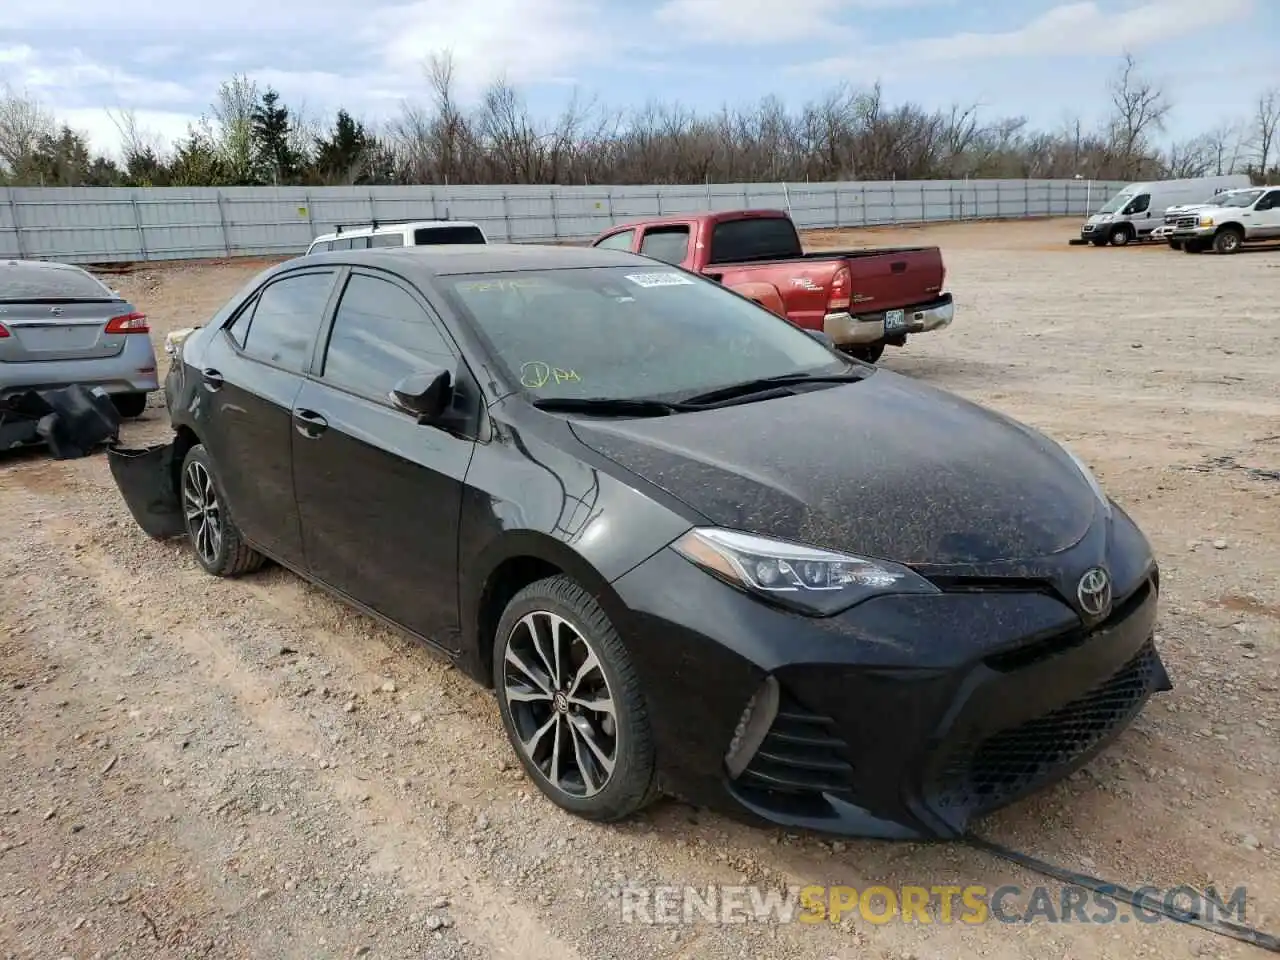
[932,638,1159,815]
[1163,214,1179,225]
[983,577,1153,673]
[1176,215,1198,228]
[736,694,854,798]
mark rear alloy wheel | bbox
[1213,227,1244,255]
[494,575,657,821]
[111,392,148,418]
[1109,225,1133,246]
[180,444,265,577]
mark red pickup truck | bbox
[590,209,953,362]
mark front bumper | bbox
[823,293,954,347]
[1171,226,1215,240]
[611,515,1168,839]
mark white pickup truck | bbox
[1168,186,1280,254]
[1151,188,1254,249]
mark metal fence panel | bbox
[0,179,1126,264]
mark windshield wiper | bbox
[677,370,868,407]
[531,396,696,417]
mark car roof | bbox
[292,243,652,277]
[311,220,483,241]
[601,208,790,235]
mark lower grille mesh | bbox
[934,639,1159,813]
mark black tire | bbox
[843,343,885,364]
[1213,227,1244,255]
[179,443,265,577]
[111,392,148,418]
[1168,240,1183,251]
[1109,225,1133,246]
[493,575,658,822]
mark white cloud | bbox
[653,0,949,45]
[807,0,1257,75]
[376,0,616,98]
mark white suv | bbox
[305,219,488,255]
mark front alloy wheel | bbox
[503,610,617,798]
[494,575,657,821]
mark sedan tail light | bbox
[104,312,149,334]
[0,322,10,338]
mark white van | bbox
[1077,175,1252,247]
[305,219,489,255]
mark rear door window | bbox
[639,226,690,265]
[369,232,403,248]
[321,272,457,403]
[238,271,337,373]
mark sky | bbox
[2,0,1277,160]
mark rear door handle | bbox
[890,261,907,273]
[201,367,224,390]
[293,408,328,438]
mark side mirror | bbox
[805,329,835,349]
[390,365,453,424]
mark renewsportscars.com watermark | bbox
[617,883,1249,926]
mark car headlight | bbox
[1058,443,1112,518]
[164,327,198,359]
[670,527,938,616]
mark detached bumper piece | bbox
[0,385,120,459]
[106,441,186,540]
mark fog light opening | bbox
[724,676,780,779]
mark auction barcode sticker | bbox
[624,272,695,288]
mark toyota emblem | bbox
[1076,567,1112,619]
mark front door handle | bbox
[293,409,328,438]
[201,367,224,391]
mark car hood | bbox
[568,371,1099,565]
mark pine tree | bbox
[250,88,300,184]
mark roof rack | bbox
[334,211,453,235]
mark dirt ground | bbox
[2,217,1278,960]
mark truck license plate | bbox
[884,309,906,332]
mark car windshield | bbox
[438,266,849,402]
[1217,189,1263,208]
[1097,192,1135,214]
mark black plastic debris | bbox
[0,385,121,459]
[106,441,186,540]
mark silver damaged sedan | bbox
[1,259,159,420]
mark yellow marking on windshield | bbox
[521,361,580,389]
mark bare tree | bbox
[1105,52,1171,178]
[0,83,54,178]
[1204,121,1247,175]
[1253,87,1279,181]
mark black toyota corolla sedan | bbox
[109,243,1170,840]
